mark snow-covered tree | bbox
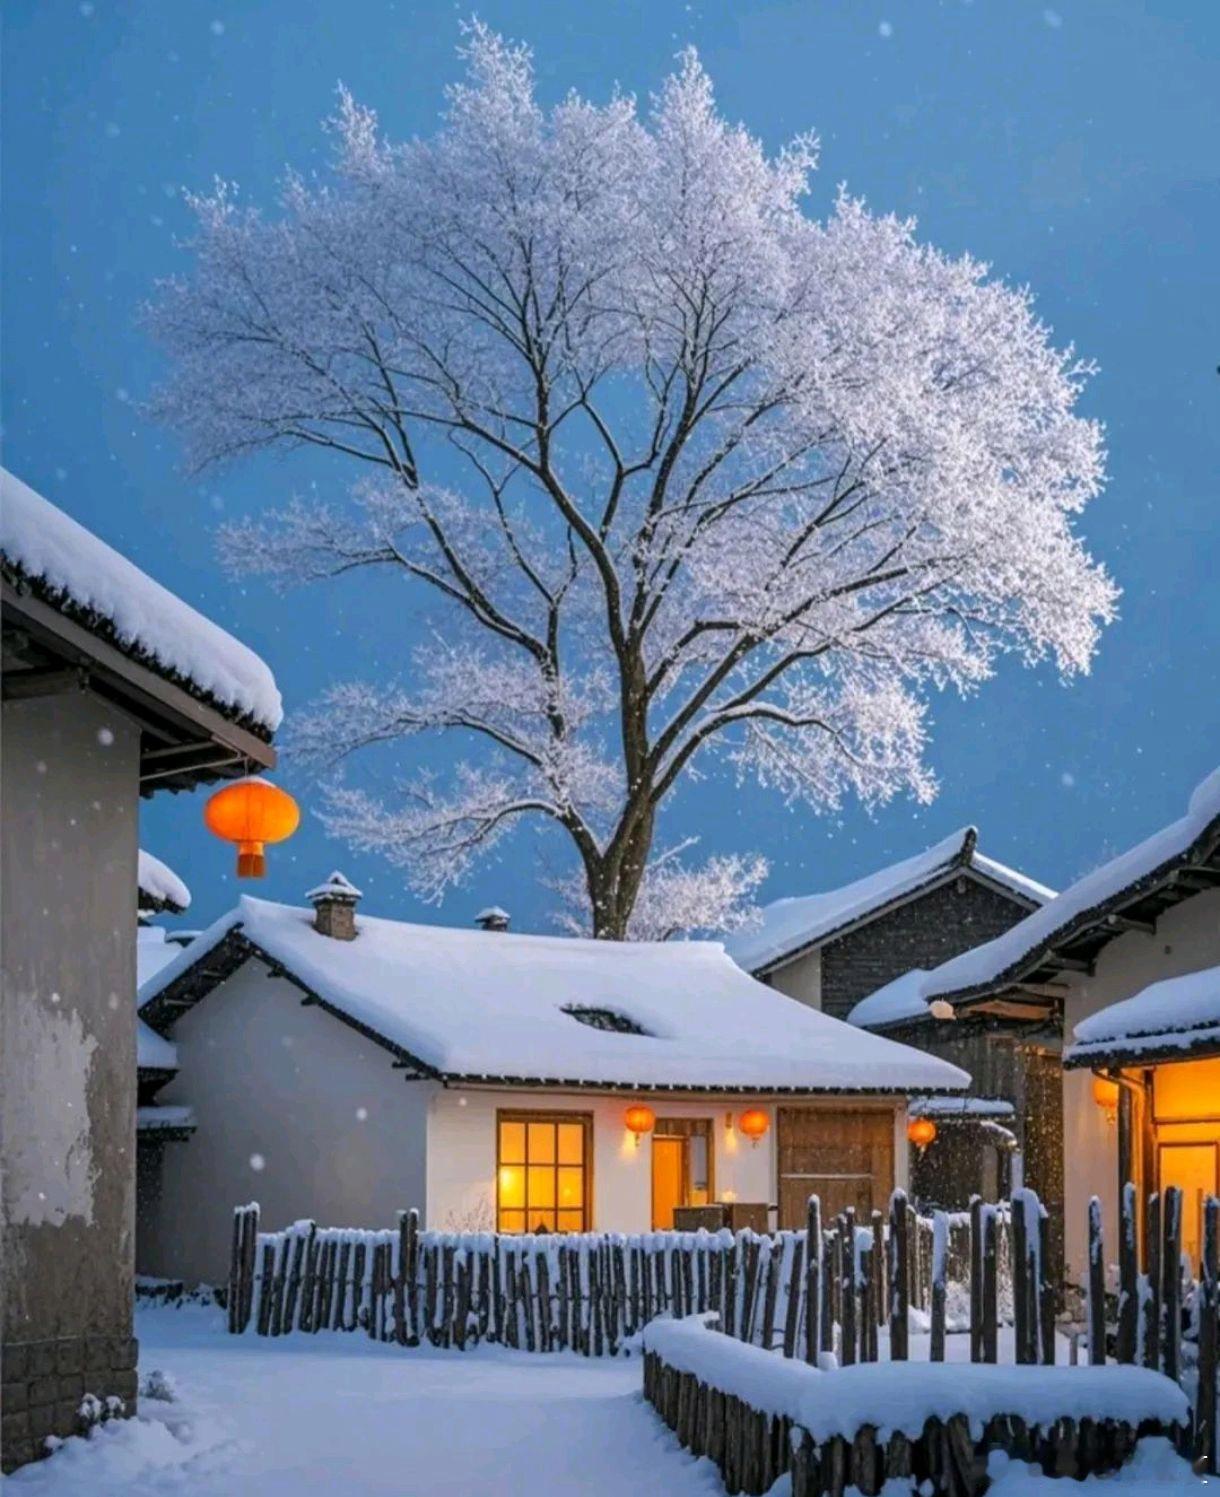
[149,25,1116,938]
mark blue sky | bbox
[3,0,1217,935]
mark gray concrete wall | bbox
[139,962,432,1287]
[1,692,140,1470]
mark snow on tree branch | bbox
[148,22,1117,936]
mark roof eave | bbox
[2,576,275,794]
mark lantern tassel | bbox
[237,842,266,878]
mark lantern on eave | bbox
[1092,1074,1120,1125]
[204,776,300,878]
[738,1108,770,1147]
[907,1116,938,1152]
[625,1104,656,1147]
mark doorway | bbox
[1158,1141,1219,1265]
[651,1118,713,1229]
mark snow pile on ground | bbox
[7,1305,723,1495]
[1068,963,1220,1059]
[138,850,192,913]
[0,468,281,732]
[643,1317,1188,1443]
[727,829,1053,975]
[138,894,970,1093]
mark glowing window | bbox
[497,1112,591,1233]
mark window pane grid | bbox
[497,1113,590,1234]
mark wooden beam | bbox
[2,665,90,700]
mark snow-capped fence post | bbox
[1198,1196,1220,1473]
[968,1197,983,1363]
[227,1202,260,1334]
[802,1200,822,1365]
[869,1209,885,1338]
[1161,1186,1183,1384]
[930,1211,948,1363]
[1087,1197,1106,1364]
[888,1190,910,1361]
[1011,1192,1032,1363]
[1117,1183,1139,1363]
[1143,1192,1162,1372]
[783,1233,805,1358]
[981,1206,999,1364]
[839,1211,857,1365]
[761,1236,781,1352]
[1036,1203,1056,1368]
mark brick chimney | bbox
[306,871,363,941]
[475,905,510,933]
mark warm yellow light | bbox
[498,1166,524,1208]
[907,1116,938,1151]
[1093,1074,1120,1123]
[738,1108,770,1146]
[625,1104,656,1147]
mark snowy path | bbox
[6,1306,723,1496]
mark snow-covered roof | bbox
[138,849,192,914]
[137,927,182,1071]
[136,1104,196,1136]
[847,969,935,1030]
[923,766,1220,1009]
[306,871,363,902]
[726,828,1053,975]
[908,1096,1015,1119]
[139,895,970,1095]
[0,468,281,734]
[1066,964,1220,1068]
[477,906,511,922]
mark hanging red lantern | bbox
[738,1108,770,1146]
[907,1116,938,1151]
[204,776,300,878]
[1092,1074,1120,1123]
[625,1104,656,1147]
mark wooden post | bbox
[1117,1182,1138,1364]
[1037,1203,1056,1368]
[1087,1197,1106,1364]
[404,1210,420,1346]
[839,1213,857,1366]
[981,1207,998,1365]
[888,1191,909,1361]
[805,1196,822,1364]
[1198,1196,1220,1474]
[930,1211,947,1363]
[761,1237,781,1352]
[1012,1193,1032,1364]
[227,1208,244,1334]
[1161,1185,1182,1384]
[870,1210,885,1333]
[783,1234,805,1359]
[968,1197,983,1364]
[256,1239,275,1336]
[1144,1192,1162,1373]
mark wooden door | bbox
[652,1136,685,1229]
[777,1107,895,1229]
[1158,1141,1219,1266]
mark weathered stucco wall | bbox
[768,946,822,1007]
[1062,888,1220,1284]
[1,692,140,1470]
[139,964,432,1287]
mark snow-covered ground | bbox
[4,1305,722,1496]
[5,1306,1206,1496]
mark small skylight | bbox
[561,1004,649,1036]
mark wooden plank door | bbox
[652,1135,686,1230]
[777,1107,895,1230]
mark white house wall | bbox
[768,946,823,1008]
[1062,888,1220,1283]
[140,964,432,1286]
[427,1088,909,1233]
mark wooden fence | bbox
[228,1191,1011,1361]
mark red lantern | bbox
[625,1104,656,1147]
[204,777,300,878]
[907,1116,938,1151]
[738,1108,770,1146]
[1092,1075,1120,1123]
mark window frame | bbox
[495,1108,594,1235]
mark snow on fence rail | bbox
[643,1314,1187,1497]
[227,1193,1010,1361]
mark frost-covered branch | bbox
[149,23,1116,935]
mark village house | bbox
[903,765,1220,1284]
[134,877,969,1288]
[137,855,197,1159]
[0,469,281,1471]
[727,830,1057,1214]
